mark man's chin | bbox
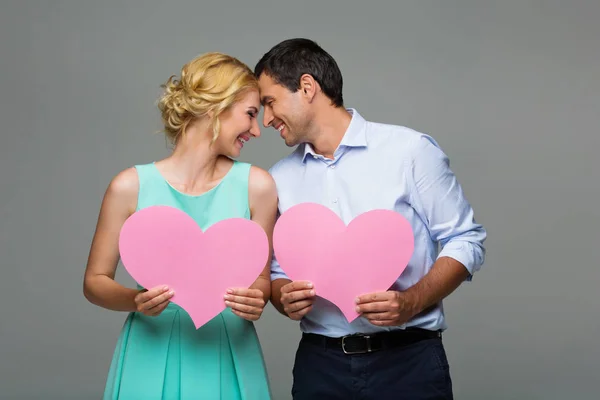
[284,138,297,147]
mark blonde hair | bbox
[157,52,258,144]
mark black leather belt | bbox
[301,328,441,355]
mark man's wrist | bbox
[402,287,426,318]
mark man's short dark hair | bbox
[254,38,344,107]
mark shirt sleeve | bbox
[408,134,487,278]
[270,210,291,281]
[267,164,292,282]
[270,254,290,281]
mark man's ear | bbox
[299,73,318,102]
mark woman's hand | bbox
[224,166,277,322]
[224,288,266,321]
[134,285,174,316]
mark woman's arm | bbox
[247,166,278,302]
[83,167,174,314]
[224,166,278,320]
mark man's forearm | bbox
[405,256,471,314]
[270,278,291,316]
[250,276,271,303]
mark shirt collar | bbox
[302,108,368,163]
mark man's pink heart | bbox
[273,203,414,322]
[118,205,269,329]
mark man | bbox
[255,38,487,399]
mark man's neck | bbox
[308,107,352,159]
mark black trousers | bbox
[291,332,453,400]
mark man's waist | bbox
[298,302,446,337]
[301,327,441,355]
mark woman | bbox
[83,52,277,399]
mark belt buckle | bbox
[341,334,374,355]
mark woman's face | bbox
[214,89,261,158]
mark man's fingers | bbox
[368,319,394,326]
[356,301,391,314]
[355,291,394,305]
[362,311,395,321]
[281,289,315,305]
[284,299,313,314]
[281,281,313,294]
[289,305,312,319]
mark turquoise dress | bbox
[103,160,272,400]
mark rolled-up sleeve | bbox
[408,134,487,278]
[266,168,292,282]
[270,254,290,281]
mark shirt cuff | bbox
[437,240,486,280]
[270,259,290,281]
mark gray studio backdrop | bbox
[1,1,598,399]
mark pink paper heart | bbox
[273,203,414,322]
[118,205,268,329]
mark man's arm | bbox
[356,256,470,326]
[357,134,487,325]
[270,277,291,316]
[266,164,317,321]
[270,260,315,320]
[268,207,291,317]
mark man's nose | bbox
[263,107,273,128]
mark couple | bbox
[84,38,487,400]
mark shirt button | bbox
[330,164,335,169]
[332,198,338,203]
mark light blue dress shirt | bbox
[269,108,486,337]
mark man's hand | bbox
[355,290,421,326]
[280,281,315,320]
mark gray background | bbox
[1,0,598,399]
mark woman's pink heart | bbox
[273,203,414,322]
[118,205,269,329]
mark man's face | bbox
[258,74,312,147]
